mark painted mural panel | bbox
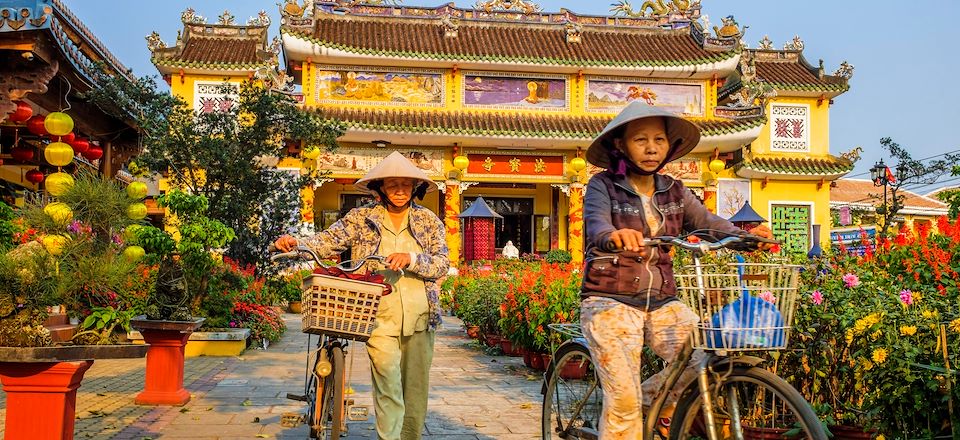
[463,73,568,110]
[717,179,751,219]
[314,67,444,107]
[315,148,445,178]
[586,78,704,116]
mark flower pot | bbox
[288,301,302,314]
[530,352,546,371]
[499,339,521,357]
[466,325,480,339]
[484,334,500,347]
[536,353,551,371]
[740,425,793,439]
[829,425,877,440]
[130,316,205,406]
[557,358,589,379]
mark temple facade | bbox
[152,0,857,262]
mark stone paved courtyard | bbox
[0,314,543,439]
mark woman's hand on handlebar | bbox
[608,228,646,253]
[273,235,299,253]
[385,253,412,271]
[747,225,777,252]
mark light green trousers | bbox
[366,330,435,440]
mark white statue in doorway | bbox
[502,240,520,259]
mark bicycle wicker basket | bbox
[301,273,386,342]
[675,262,801,351]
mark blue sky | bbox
[65,0,960,193]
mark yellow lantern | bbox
[122,245,146,261]
[44,142,75,167]
[44,202,73,224]
[453,155,469,171]
[570,157,587,173]
[126,181,148,199]
[45,172,75,196]
[303,147,321,160]
[127,202,148,220]
[44,112,74,137]
[42,235,68,256]
[708,158,725,174]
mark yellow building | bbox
[154,0,856,262]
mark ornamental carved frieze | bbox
[0,60,58,120]
[475,0,542,14]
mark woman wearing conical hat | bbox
[274,151,449,440]
[579,102,774,438]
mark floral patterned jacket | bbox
[300,202,450,330]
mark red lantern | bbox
[11,146,34,162]
[7,101,32,123]
[69,138,90,154]
[83,146,103,161]
[26,115,47,136]
[25,169,44,184]
[48,132,74,143]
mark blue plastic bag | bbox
[707,292,785,349]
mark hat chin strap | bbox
[375,188,411,211]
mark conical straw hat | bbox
[586,102,701,169]
[354,151,438,195]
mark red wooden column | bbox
[0,360,93,440]
[135,329,192,405]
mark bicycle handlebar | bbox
[602,231,779,253]
[269,244,386,273]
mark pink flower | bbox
[811,290,824,305]
[759,291,777,304]
[842,273,860,288]
[899,289,913,306]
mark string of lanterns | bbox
[5,102,105,188]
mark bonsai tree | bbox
[17,171,146,344]
[128,190,235,320]
[0,244,60,347]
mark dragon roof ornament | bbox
[248,10,271,27]
[475,0,542,14]
[218,10,236,26]
[834,61,854,80]
[757,35,773,50]
[783,35,803,51]
[610,0,700,18]
[181,8,206,24]
[146,31,166,52]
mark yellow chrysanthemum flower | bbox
[912,292,922,303]
[877,435,886,440]
[950,319,960,334]
[845,328,855,344]
[872,348,888,364]
[870,330,882,341]
[922,310,939,319]
[853,319,869,335]
[900,326,917,336]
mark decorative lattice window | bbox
[771,204,811,254]
[770,104,810,152]
[194,82,239,113]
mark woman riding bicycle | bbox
[273,151,450,440]
[580,102,773,439]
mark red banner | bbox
[466,154,564,176]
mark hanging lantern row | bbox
[24,169,44,184]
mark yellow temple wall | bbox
[751,179,832,246]
[752,97,831,156]
[169,75,245,107]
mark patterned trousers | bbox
[580,297,704,440]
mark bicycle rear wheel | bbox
[308,346,345,439]
[669,366,827,440]
[541,343,601,439]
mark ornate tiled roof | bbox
[281,1,741,71]
[314,106,765,140]
[719,38,852,101]
[735,155,854,180]
[149,9,279,73]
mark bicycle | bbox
[271,244,390,439]
[541,233,828,440]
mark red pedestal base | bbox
[135,329,192,406]
[0,360,93,440]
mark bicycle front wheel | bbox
[308,346,345,439]
[669,366,827,440]
[542,342,601,439]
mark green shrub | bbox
[544,249,573,264]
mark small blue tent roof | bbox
[459,196,503,219]
[728,201,766,223]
